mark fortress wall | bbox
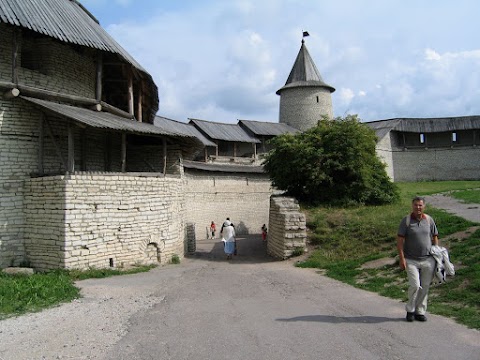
[391,147,480,181]
[183,171,273,240]
[24,174,185,270]
[375,134,395,180]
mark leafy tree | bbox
[263,115,399,206]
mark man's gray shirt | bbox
[398,215,438,260]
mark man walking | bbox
[397,196,439,322]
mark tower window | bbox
[316,96,319,103]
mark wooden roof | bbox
[238,119,299,136]
[189,118,261,143]
[366,116,480,140]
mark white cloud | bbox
[339,88,355,105]
[82,0,480,122]
[425,48,441,61]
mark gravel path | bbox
[425,194,480,223]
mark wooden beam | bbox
[121,133,127,172]
[100,101,134,119]
[96,52,103,101]
[90,103,102,112]
[2,88,19,99]
[67,123,75,173]
[38,114,44,175]
[17,84,98,107]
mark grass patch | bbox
[297,180,480,329]
[0,265,155,319]
[449,189,480,204]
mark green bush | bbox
[263,115,399,206]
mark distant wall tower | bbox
[276,39,335,131]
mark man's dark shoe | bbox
[406,312,415,322]
[414,314,427,322]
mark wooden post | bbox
[80,129,87,171]
[96,53,103,101]
[121,133,127,172]
[137,87,143,122]
[44,117,67,172]
[128,69,134,116]
[67,124,75,173]
[162,137,167,175]
[253,142,257,160]
[104,132,111,171]
[204,148,208,162]
[38,115,44,175]
[215,140,219,157]
[233,142,237,160]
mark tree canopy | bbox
[263,115,399,206]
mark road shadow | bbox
[185,234,278,264]
[276,314,404,324]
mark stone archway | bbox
[145,242,160,264]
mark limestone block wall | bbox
[183,171,273,240]
[391,147,480,182]
[267,196,306,259]
[279,87,333,131]
[0,99,40,267]
[375,134,395,180]
[23,174,186,270]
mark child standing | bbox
[261,224,268,242]
[209,221,216,239]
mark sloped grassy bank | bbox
[297,181,480,329]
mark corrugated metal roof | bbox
[238,119,299,136]
[277,41,335,95]
[366,116,480,138]
[183,160,265,174]
[0,0,147,73]
[21,96,189,137]
[154,116,217,147]
[189,118,260,143]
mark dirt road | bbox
[1,234,479,360]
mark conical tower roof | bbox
[276,39,335,94]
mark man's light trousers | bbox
[405,257,436,315]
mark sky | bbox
[79,0,480,124]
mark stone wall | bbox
[267,196,306,259]
[0,99,40,267]
[183,171,273,240]
[391,146,480,181]
[279,87,333,131]
[23,174,186,270]
[375,133,395,180]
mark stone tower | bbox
[276,39,335,131]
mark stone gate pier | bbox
[267,196,307,259]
